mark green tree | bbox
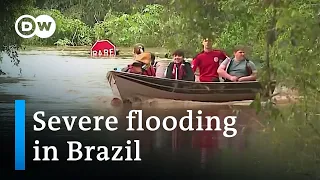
[0,0,34,75]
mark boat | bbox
[106,70,276,103]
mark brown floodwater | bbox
[0,52,317,179]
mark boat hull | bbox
[107,71,272,102]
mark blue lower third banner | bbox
[15,100,25,170]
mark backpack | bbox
[225,58,252,76]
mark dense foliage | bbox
[0,0,34,75]
[1,0,319,177]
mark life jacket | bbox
[225,58,252,76]
[172,62,186,80]
[142,66,156,76]
[166,61,193,80]
[123,64,155,76]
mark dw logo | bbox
[15,14,56,39]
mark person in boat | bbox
[217,46,257,82]
[164,49,195,81]
[121,55,156,76]
[191,37,229,82]
[133,43,158,69]
[132,43,170,78]
[121,43,156,76]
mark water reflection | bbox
[106,105,261,170]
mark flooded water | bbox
[0,52,319,179]
[0,53,129,108]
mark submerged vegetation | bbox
[1,0,320,177]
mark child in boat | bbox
[133,43,156,64]
[121,45,156,76]
[164,49,195,81]
[133,43,160,73]
[217,46,257,82]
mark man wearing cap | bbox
[191,37,229,82]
